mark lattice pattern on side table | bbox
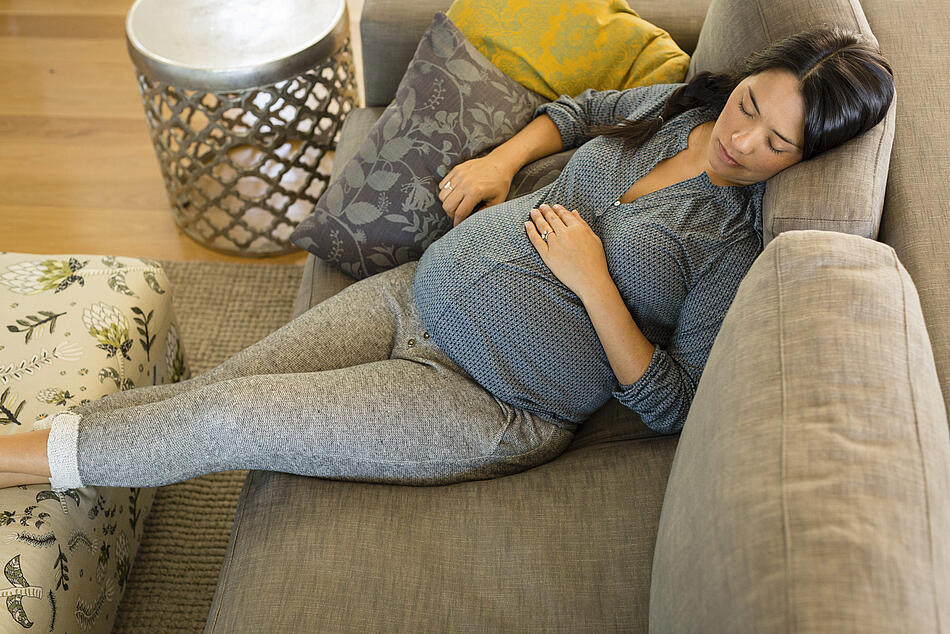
[134,40,356,256]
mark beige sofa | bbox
[204,0,950,631]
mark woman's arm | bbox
[537,83,680,151]
[487,113,564,176]
[440,84,681,226]
[524,204,654,385]
[576,273,656,386]
[439,114,562,226]
[526,204,760,434]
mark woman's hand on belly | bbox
[525,203,611,302]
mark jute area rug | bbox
[111,259,305,633]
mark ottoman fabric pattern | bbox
[0,252,188,633]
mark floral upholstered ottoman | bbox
[0,252,188,632]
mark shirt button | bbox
[408,338,416,347]
[423,332,430,339]
[613,200,621,206]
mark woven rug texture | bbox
[111,259,304,633]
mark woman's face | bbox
[706,69,806,186]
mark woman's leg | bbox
[0,472,50,488]
[62,263,415,421]
[45,357,574,490]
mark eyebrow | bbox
[748,87,801,149]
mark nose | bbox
[731,127,757,155]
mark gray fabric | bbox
[633,0,710,55]
[300,105,674,445]
[686,0,896,249]
[862,0,950,415]
[290,12,548,279]
[47,261,573,490]
[205,431,679,634]
[414,84,765,432]
[295,254,671,447]
[292,247,357,317]
[650,230,950,632]
[360,0,453,106]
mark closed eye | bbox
[738,98,783,154]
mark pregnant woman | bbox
[0,25,893,491]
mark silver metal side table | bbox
[126,0,357,256]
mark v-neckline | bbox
[616,114,744,207]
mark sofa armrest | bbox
[649,231,950,631]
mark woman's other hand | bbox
[525,204,611,300]
[438,156,516,227]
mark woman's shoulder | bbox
[616,83,687,117]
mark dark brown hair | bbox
[589,25,894,160]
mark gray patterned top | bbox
[412,84,766,433]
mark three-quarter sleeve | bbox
[612,234,762,434]
[535,83,683,150]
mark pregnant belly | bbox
[421,256,617,425]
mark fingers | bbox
[524,218,548,252]
[438,174,481,223]
[529,208,553,237]
[438,169,456,194]
[535,203,578,232]
[546,203,581,228]
[452,196,481,227]
[437,175,455,203]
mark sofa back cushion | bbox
[687,0,896,247]
[650,230,950,631]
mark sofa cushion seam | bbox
[775,238,793,634]
[306,257,316,310]
[846,0,864,34]
[771,217,873,225]
[208,469,256,631]
[869,103,894,220]
[897,248,941,631]
[754,0,772,42]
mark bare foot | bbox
[0,472,51,489]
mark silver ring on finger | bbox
[540,230,550,242]
[443,181,454,191]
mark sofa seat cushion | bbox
[206,432,677,632]
[650,231,950,631]
[0,252,188,633]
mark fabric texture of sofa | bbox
[205,0,950,631]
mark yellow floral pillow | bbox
[446,0,690,100]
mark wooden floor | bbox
[0,0,364,263]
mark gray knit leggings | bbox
[42,261,575,491]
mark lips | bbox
[718,140,741,167]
